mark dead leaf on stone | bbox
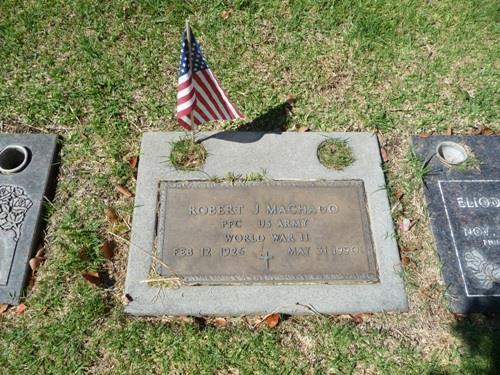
[399,218,413,232]
[82,271,101,287]
[380,147,389,162]
[297,126,310,133]
[16,303,26,315]
[402,256,411,266]
[350,314,364,324]
[418,131,432,138]
[127,156,138,169]
[262,313,280,328]
[212,317,228,327]
[0,304,9,314]
[101,240,115,260]
[116,185,134,198]
[105,207,119,223]
[446,124,453,135]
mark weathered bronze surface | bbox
[156,180,378,284]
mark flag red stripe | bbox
[192,78,223,119]
[199,70,233,119]
[176,89,194,105]
[193,74,227,119]
[193,111,205,125]
[178,79,191,92]
[196,100,215,121]
[207,70,243,118]
[194,104,211,122]
[202,69,235,119]
[196,71,231,119]
[178,117,192,131]
[176,105,194,118]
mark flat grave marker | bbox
[156,180,378,284]
[0,134,58,304]
[125,132,407,316]
[412,135,500,313]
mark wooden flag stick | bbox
[185,20,196,142]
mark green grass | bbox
[170,137,207,171]
[317,138,355,170]
[0,0,499,373]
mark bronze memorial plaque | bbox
[156,180,378,284]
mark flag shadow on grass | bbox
[198,101,293,144]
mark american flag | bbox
[176,27,243,130]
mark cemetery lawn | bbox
[0,0,499,373]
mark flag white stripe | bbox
[176,95,196,112]
[177,83,194,99]
[193,111,204,124]
[196,71,231,119]
[181,115,192,125]
[178,72,191,85]
[192,79,223,119]
[206,70,240,118]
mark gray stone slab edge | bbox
[124,132,408,316]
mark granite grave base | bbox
[412,135,500,313]
[124,132,408,316]
[0,134,58,305]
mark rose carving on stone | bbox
[0,185,33,241]
[464,249,500,290]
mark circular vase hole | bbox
[170,138,207,171]
[0,145,30,174]
[436,141,468,166]
[317,138,354,170]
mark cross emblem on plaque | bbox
[259,251,273,270]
